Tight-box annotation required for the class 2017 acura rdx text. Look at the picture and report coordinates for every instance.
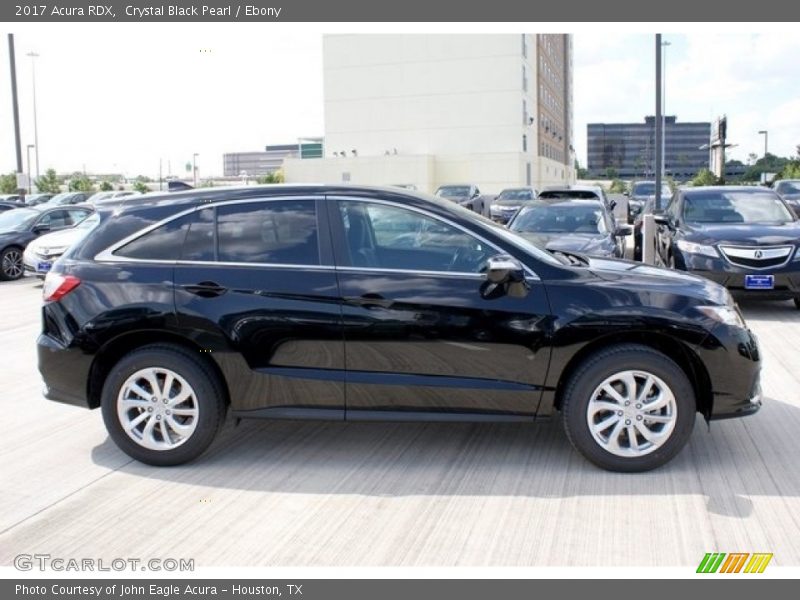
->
[37,185,762,472]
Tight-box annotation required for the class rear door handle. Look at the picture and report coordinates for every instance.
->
[345,293,392,308]
[182,281,227,298]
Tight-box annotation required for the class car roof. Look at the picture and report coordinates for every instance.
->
[682,186,778,195]
[528,198,604,207]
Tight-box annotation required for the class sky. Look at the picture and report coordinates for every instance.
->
[0,26,798,179]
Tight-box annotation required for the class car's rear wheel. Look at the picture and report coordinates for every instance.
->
[101,344,226,466]
[561,344,695,472]
[0,246,24,281]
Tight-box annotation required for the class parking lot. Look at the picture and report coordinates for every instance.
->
[1,273,799,568]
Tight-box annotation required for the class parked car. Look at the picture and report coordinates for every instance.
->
[626,181,672,224]
[435,184,482,212]
[0,194,23,204]
[24,213,100,277]
[507,199,630,258]
[655,186,800,308]
[0,201,22,213]
[38,185,761,472]
[773,179,800,217]
[0,205,93,280]
[25,193,54,206]
[87,191,142,204]
[489,187,538,223]
[40,192,91,207]
[538,185,616,214]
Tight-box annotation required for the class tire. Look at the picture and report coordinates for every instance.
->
[561,344,695,472]
[0,246,24,281]
[101,344,227,466]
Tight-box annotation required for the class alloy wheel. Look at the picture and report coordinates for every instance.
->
[585,369,677,458]
[117,367,199,451]
[2,249,23,279]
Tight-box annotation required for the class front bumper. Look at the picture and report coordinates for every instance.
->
[696,321,762,420]
[23,248,60,276]
[676,251,800,300]
[490,207,519,223]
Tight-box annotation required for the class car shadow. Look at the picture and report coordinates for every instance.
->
[91,393,800,515]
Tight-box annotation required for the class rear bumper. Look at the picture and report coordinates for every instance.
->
[37,332,93,409]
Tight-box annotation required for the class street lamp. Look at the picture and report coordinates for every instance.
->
[26,144,35,193]
[661,40,671,177]
[192,153,199,187]
[758,130,768,158]
[26,51,40,178]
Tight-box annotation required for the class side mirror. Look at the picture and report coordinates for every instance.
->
[614,224,633,237]
[33,224,51,234]
[652,214,670,225]
[481,255,529,299]
[609,200,617,210]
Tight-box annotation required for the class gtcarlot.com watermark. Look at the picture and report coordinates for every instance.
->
[14,553,194,572]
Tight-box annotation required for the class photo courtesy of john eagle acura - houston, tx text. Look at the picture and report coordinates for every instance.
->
[36,185,762,473]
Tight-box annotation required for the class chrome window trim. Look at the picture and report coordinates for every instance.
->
[93,193,540,280]
[329,195,540,280]
[94,195,325,264]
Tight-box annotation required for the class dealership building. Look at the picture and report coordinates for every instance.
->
[587,116,711,179]
[223,141,323,178]
[284,34,575,194]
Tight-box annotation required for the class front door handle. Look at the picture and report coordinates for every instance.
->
[182,281,227,298]
[345,293,392,308]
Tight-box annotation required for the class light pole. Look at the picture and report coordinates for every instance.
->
[758,130,768,158]
[26,144,35,193]
[661,40,671,177]
[192,153,199,186]
[26,51,40,178]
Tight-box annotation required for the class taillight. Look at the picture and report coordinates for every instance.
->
[43,273,81,302]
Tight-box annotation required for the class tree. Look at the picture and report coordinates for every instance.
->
[604,167,618,180]
[35,168,62,194]
[608,179,626,193]
[692,168,719,187]
[574,159,588,180]
[0,172,18,194]
[256,171,284,184]
[132,181,150,194]
[134,175,152,183]
[99,181,114,192]
[68,173,95,192]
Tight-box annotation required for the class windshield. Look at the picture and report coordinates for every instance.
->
[76,213,100,229]
[0,208,38,231]
[436,186,470,198]
[776,181,800,195]
[538,190,600,201]
[683,192,794,224]
[633,182,671,197]
[497,188,534,201]
[46,193,74,205]
[510,204,607,234]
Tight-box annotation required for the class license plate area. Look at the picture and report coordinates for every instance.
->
[744,274,774,290]
[37,262,52,273]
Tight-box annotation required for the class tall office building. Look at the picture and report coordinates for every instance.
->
[587,116,710,179]
[285,34,575,193]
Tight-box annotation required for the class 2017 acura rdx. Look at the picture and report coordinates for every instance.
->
[38,185,761,472]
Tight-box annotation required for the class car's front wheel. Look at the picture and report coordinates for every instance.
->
[101,344,227,466]
[561,344,695,472]
[0,246,24,281]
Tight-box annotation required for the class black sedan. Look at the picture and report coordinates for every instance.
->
[38,185,760,472]
[507,199,630,258]
[0,205,93,280]
[773,179,800,217]
[655,186,800,307]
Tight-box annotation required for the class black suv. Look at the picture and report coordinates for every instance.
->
[38,185,761,472]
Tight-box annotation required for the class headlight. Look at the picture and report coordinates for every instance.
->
[696,305,747,328]
[676,240,719,258]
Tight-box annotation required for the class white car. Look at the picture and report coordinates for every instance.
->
[23,213,99,277]
[87,190,142,204]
